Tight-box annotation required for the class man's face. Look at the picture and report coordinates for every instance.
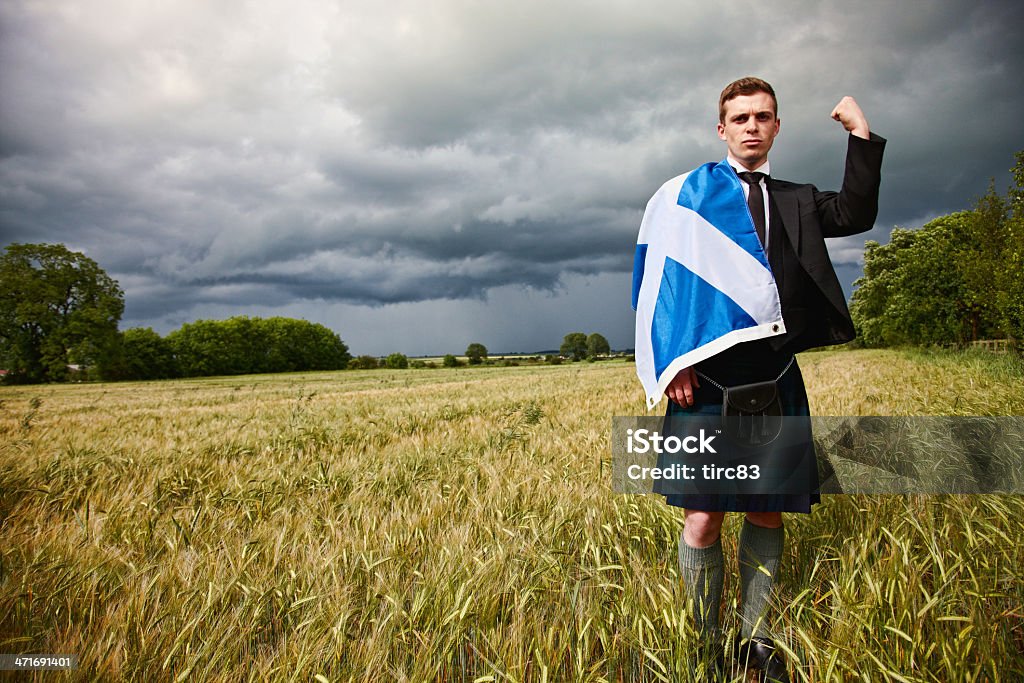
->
[717,92,780,170]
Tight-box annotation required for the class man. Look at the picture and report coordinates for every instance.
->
[632,77,884,680]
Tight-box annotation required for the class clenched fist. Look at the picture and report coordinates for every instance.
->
[830,96,870,139]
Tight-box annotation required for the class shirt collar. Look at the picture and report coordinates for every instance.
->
[726,156,770,177]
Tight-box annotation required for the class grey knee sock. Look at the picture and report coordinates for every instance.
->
[678,534,724,636]
[738,520,785,639]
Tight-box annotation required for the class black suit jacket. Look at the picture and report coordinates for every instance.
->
[765,132,886,349]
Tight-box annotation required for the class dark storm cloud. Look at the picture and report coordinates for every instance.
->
[2,0,1023,352]
[320,3,738,147]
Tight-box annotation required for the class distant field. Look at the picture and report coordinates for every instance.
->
[1,349,1023,681]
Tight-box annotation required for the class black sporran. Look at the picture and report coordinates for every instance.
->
[722,380,783,446]
[698,356,794,447]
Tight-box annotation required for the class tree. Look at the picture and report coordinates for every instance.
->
[957,184,1008,341]
[850,238,902,347]
[851,220,973,346]
[166,319,246,377]
[0,243,124,382]
[560,332,588,361]
[465,342,488,365]
[851,152,1024,350]
[385,353,408,369]
[166,316,350,377]
[256,317,350,372]
[997,152,1024,343]
[349,355,379,370]
[586,333,611,358]
[103,327,178,381]
[442,354,460,367]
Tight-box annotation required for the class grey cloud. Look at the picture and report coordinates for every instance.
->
[320,2,738,147]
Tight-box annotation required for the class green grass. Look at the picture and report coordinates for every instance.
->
[0,349,1022,681]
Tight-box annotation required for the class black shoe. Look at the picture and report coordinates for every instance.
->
[735,637,789,683]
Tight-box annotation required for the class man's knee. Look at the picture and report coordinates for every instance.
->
[745,511,783,529]
[683,510,726,547]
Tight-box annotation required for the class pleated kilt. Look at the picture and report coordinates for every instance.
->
[659,341,821,513]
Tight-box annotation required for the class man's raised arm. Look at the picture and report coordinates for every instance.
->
[814,96,885,237]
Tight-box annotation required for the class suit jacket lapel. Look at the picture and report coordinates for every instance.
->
[768,179,801,255]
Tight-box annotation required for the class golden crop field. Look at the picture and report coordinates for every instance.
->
[1,349,1023,681]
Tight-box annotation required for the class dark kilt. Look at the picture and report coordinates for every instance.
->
[660,341,820,513]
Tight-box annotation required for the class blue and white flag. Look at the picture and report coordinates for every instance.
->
[632,159,786,409]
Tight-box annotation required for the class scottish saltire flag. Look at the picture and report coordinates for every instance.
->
[632,159,786,409]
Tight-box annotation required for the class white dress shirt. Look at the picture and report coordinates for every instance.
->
[727,156,771,247]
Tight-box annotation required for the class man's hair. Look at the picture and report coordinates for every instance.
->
[718,77,777,123]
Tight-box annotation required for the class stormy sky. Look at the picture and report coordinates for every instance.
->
[2,1,1022,356]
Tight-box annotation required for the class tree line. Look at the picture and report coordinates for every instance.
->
[850,151,1023,349]
[0,243,622,383]
[107,317,352,380]
[0,243,353,383]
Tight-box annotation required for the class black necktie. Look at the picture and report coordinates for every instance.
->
[738,171,767,246]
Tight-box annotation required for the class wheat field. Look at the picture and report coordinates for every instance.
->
[1,349,1023,681]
